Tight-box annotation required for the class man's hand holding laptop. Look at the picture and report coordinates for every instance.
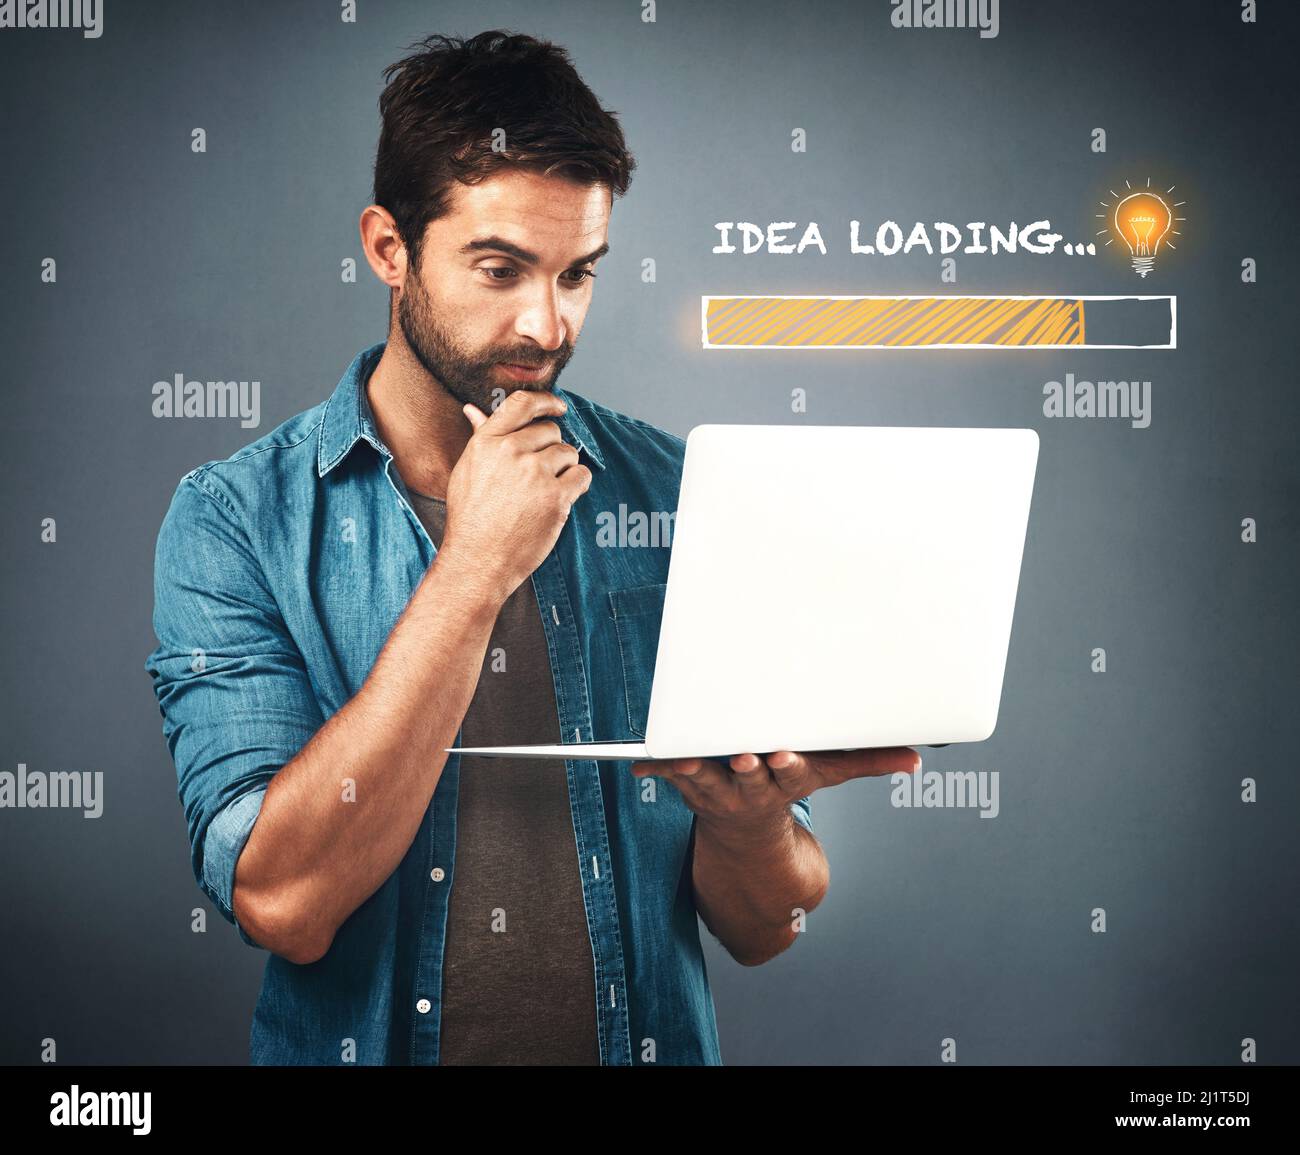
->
[629,746,920,837]
[633,746,920,965]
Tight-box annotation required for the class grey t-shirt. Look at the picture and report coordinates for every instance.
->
[406,489,600,1066]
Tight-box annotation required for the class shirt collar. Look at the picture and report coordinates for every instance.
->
[318,340,606,478]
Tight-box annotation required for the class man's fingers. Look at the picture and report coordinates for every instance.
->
[632,757,730,798]
[764,746,921,789]
[729,752,776,796]
[538,441,582,477]
[761,751,812,793]
[667,757,731,798]
[483,388,568,434]
[511,418,566,454]
[560,464,593,503]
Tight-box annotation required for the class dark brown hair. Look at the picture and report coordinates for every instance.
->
[373,29,636,271]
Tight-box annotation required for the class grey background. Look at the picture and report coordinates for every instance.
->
[2,0,1297,1065]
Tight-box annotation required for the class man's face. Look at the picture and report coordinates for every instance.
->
[396,168,611,415]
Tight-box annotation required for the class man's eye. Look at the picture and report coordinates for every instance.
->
[479,267,597,285]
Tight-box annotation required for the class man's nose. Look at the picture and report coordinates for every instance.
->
[514,286,567,351]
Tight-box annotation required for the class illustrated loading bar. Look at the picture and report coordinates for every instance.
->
[701,295,1176,349]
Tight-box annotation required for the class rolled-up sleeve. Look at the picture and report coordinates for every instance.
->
[144,470,325,949]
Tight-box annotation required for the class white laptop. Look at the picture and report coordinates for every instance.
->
[446,423,1040,761]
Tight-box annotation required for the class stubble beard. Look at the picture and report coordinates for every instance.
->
[396,264,574,415]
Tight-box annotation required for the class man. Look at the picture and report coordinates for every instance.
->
[144,29,918,1066]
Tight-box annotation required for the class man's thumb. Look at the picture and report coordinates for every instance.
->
[463,403,487,429]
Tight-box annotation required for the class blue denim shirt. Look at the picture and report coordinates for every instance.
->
[144,341,813,1065]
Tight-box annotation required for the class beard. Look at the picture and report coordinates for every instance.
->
[396,264,574,415]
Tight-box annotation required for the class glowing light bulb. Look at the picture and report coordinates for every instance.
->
[1112,192,1172,278]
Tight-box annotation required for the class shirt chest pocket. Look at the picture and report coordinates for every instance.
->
[607,582,668,739]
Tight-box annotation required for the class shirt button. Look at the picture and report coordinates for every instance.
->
[431,867,445,881]
[416,998,431,1014]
